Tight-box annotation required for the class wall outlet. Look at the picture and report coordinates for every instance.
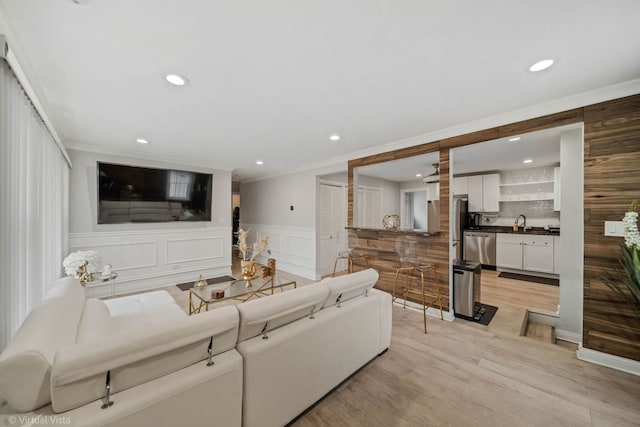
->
[604,221,625,237]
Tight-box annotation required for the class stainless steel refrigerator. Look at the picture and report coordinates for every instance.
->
[452,197,468,260]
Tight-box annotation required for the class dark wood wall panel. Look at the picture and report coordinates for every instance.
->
[583,94,640,361]
[498,108,584,138]
[347,230,452,309]
[346,92,640,361]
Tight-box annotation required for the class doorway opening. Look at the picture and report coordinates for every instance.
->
[449,124,583,346]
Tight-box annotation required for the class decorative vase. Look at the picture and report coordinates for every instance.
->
[383,214,401,230]
[195,274,207,291]
[241,260,257,282]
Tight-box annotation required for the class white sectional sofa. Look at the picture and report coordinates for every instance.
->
[0,269,391,426]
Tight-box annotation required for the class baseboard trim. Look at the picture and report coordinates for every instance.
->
[577,344,640,376]
[555,329,581,344]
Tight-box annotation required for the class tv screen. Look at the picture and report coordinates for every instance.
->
[97,162,213,224]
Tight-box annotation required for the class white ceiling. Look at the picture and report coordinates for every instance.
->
[1,1,639,181]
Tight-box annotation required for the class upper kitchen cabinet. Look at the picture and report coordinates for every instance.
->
[425,182,439,201]
[452,176,469,196]
[468,173,499,212]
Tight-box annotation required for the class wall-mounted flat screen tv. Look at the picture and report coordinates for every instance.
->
[97,162,213,224]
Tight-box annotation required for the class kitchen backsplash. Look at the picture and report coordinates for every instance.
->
[482,200,560,227]
[482,165,560,227]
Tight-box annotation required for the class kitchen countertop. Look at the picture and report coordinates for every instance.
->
[346,227,438,237]
[464,226,559,236]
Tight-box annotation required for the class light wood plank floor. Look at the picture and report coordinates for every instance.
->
[291,269,639,427]
[293,304,640,427]
[150,260,638,426]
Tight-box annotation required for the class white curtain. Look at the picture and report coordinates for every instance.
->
[0,60,69,351]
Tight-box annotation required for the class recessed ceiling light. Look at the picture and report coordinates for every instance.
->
[256,160,264,165]
[529,59,554,72]
[165,73,189,86]
[136,138,149,144]
[508,137,521,142]
[416,174,422,177]
[523,159,533,164]
[329,134,340,142]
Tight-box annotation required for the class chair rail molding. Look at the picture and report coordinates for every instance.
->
[68,227,232,296]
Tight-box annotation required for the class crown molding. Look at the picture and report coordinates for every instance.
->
[64,141,234,173]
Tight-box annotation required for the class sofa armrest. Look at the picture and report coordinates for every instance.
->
[50,306,239,413]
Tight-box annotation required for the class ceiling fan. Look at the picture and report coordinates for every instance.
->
[422,163,440,183]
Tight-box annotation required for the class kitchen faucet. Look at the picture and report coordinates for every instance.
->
[515,214,529,231]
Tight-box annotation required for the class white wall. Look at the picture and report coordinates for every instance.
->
[240,171,318,279]
[556,128,584,342]
[67,149,233,295]
[240,172,317,228]
[358,175,401,217]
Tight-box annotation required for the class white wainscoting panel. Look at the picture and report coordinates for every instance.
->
[242,224,318,280]
[166,236,224,265]
[83,241,158,272]
[69,227,232,296]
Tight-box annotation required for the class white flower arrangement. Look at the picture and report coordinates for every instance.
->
[603,200,640,316]
[237,228,269,261]
[63,250,102,276]
[623,206,639,248]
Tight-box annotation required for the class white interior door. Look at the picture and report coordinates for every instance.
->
[318,183,347,276]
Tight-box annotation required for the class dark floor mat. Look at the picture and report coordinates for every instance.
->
[176,275,236,291]
[455,303,498,326]
[498,272,559,286]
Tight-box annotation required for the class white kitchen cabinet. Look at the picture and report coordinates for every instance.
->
[496,233,555,275]
[522,235,554,274]
[553,235,560,274]
[554,167,561,211]
[467,173,500,212]
[426,182,439,201]
[468,175,483,212]
[452,176,469,196]
[496,234,524,270]
[483,173,500,212]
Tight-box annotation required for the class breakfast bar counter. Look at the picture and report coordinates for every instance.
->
[345,227,450,306]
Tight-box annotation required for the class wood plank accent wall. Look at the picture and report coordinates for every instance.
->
[346,229,450,308]
[347,93,640,362]
[583,95,640,361]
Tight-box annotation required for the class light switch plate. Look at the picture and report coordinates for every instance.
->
[604,221,625,237]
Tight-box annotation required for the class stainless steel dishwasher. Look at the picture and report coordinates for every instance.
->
[463,231,496,267]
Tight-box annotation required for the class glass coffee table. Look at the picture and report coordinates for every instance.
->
[188,275,297,315]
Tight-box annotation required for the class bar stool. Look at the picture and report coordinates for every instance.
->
[332,232,369,277]
[392,235,443,333]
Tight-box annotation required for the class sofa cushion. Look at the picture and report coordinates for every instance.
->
[236,284,329,343]
[50,305,240,413]
[320,268,379,308]
[0,277,85,412]
[76,298,112,344]
[104,290,186,332]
